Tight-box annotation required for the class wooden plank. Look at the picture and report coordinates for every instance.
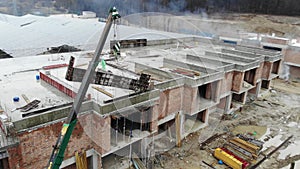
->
[202,161,216,169]
[176,68,201,76]
[75,63,88,68]
[18,99,40,112]
[199,133,226,150]
[92,86,114,98]
[171,69,194,77]
[21,94,30,104]
[175,112,182,147]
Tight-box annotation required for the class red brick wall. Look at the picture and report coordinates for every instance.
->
[158,87,183,120]
[220,72,233,95]
[167,87,183,114]
[254,62,264,83]
[40,72,77,98]
[182,86,199,115]
[290,66,300,79]
[158,91,167,121]
[262,62,272,79]
[7,113,106,169]
[249,82,259,95]
[150,101,159,132]
[90,114,111,154]
[284,47,300,65]
[262,37,289,45]
[232,71,244,92]
[217,97,226,109]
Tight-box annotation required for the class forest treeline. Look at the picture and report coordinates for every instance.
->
[53,0,300,16]
[1,0,300,16]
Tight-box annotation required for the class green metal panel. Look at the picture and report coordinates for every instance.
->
[52,119,77,169]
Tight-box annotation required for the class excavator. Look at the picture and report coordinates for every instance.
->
[47,7,151,169]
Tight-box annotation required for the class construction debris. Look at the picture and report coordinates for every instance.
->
[21,94,30,104]
[132,153,147,169]
[170,68,200,78]
[42,44,81,54]
[17,99,40,112]
[199,133,226,150]
[0,49,13,59]
[202,160,216,169]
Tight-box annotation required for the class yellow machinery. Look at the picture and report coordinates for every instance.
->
[214,148,243,169]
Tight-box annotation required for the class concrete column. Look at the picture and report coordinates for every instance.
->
[263,62,273,80]
[254,62,264,83]
[277,60,283,76]
[224,94,232,114]
[202,109,209,124]
[249,81,262,98]
[150,103,158,132]
[205,83,212,99]
[92,150,99,169]
[242,91,248,104]
[256,81,262,97]
[214,80,222,102]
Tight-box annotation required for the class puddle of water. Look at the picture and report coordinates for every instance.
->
[259,127,271,141]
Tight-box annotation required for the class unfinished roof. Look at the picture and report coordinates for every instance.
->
[0,53,76,122]
[0,36,284,132]
[185,54,235,72]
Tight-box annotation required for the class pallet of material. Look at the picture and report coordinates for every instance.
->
[229,138,261,155]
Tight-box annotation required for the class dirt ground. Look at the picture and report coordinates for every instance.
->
[210,13,300,38]
[154,79,300,169]
[242,15,300,38]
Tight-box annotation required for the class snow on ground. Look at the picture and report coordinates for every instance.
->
[278,140,300,159]
[0,13,193,57]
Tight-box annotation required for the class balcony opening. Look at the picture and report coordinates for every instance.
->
[185,110,207,134]
[0,157,9,169]
[261,80,271,89]
[232,93,245,103]
[263,46,282,51]
[272,60,280,74]
[244,68,256,85]
[110,108,152,147]
[198,84,208,99]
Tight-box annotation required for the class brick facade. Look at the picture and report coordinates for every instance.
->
[7,113,108,169]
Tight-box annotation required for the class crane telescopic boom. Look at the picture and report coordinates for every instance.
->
[47,7,120,169]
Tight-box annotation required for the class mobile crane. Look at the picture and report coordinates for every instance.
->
[46,7,149,169]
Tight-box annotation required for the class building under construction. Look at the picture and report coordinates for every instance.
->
[0,31,291,168]
[3,8,300,169]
